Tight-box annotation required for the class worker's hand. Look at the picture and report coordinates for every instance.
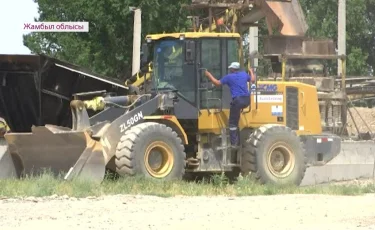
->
[204,70,210,77]
[249,68,256,83]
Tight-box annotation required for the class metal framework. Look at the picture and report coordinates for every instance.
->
[0,54,129,133]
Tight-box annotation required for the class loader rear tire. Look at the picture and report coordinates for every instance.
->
[115,122,186,180]
[241,125,307,186]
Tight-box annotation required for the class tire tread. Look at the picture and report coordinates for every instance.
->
[115,122,186,179]
[241,124,307,185]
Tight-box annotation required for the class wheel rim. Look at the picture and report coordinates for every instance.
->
[144,141,174,178]
[266,142,295,178]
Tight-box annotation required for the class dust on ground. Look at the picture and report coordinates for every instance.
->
[1,107,375,230]
[1,192,375,230]
[327,178,375,186]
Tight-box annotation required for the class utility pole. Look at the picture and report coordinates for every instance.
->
[337,0,346,76]
[337,0,347,134]
[249,24,258,69]
[130,7,141,76]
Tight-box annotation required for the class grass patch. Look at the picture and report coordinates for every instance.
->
[0,172,374,198]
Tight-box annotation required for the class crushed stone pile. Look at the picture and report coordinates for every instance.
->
[346,107,375,135]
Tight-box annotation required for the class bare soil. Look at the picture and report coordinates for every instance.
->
[1,193,375,230]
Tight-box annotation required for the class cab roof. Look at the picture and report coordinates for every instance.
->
[146,32,241,40]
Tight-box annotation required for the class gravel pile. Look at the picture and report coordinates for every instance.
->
[347,107,375,136]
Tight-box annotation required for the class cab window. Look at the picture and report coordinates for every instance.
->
[201,39,222,109]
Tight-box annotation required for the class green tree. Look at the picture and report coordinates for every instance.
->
[299,0,373,75]
[364,0,375,74]
[24,0,190,79]
[25,0,374,78]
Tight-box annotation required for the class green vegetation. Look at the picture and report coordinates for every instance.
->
[0,171,374,198]
[24,0,192,78]
[25,0,375,79]
[300,0,374,76]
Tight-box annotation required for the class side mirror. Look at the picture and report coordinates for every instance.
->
[185,40,195,62]
[141,43,149,66]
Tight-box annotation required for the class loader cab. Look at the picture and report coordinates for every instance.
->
[144,32,242,118]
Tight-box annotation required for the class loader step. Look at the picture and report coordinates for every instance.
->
[187,157,200,168]
[216,146,230,150]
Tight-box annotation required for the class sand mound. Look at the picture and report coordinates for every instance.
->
[346,107,375,135]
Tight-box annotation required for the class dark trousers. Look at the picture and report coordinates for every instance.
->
[229,96,250,146]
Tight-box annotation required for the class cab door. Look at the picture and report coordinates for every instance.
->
[197,37,242,133]
[199,38,239,111]
[199,38,223,111]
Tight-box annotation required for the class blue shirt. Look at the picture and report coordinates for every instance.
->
[220,70,251,98]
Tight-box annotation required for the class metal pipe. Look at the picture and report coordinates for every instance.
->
[208,8,212,32]
[281,57,286,81]
[348,98,373,136]
[249,25,258,69]
[337,0,346,76]
[347,106,361,137]
[104,96,130,106]
[341,57,346,92]
[341,57,347,126]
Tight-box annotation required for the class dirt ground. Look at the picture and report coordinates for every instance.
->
[1,193,375,230]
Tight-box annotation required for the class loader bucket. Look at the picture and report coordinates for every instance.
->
[262,0,308,36]
[0,138,19,179]
[2,125,106,182]
[302,140,375,185]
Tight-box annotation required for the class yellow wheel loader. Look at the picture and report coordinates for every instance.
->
[1,32,341,185]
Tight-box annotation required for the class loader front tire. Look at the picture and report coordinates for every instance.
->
[115,122,186,180]
[241,125,307,186]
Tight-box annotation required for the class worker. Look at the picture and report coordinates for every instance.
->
[204,62,253,148]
